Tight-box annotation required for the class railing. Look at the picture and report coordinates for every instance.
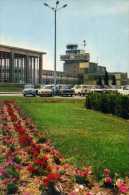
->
[61,54,90,61]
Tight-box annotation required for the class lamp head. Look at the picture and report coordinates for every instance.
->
[56,1,60,5]
[62,4,67,8]
[44,3,49,7]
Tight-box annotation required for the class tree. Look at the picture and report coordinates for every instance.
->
[78,74,84,84]
[104,70,109,86]
[112,75,116,85]
[97,77,103,86]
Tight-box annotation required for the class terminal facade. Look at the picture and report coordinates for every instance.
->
[60,44,128,86]
[0,45,45,84]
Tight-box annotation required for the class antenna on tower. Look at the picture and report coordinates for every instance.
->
[83,40,86,49]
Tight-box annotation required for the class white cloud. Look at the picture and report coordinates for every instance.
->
[93,1,129,16]
[71,1,129,17]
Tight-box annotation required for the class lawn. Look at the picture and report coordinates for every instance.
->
[1,97,129,176]
[0,83,23,92]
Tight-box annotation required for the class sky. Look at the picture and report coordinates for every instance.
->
[0,0,129,74]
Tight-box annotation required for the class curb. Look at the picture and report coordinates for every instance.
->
[0,92,22,94]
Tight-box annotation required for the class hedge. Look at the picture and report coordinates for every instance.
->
[85,92,129,119]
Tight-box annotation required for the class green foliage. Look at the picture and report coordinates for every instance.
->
[7,183,18,194]
[13,156,22,164]
[0,156,5,164]
[6,165,19,178]
[104,71,109,86]
[75,175,86,185]
[86,92,129,119]
[37,137,47,143]
[39,184,45,192]
[97,77,103,86]
[112,75,116,85]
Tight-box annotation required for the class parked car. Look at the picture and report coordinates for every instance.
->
[38,85,54,97]
[117,88,129,96]
[74,85,87,96]
[58,85,74,96]
[23,84,37,97]
[104,88,118,93]
[73,85,96,96]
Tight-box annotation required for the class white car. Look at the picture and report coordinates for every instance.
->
[38,85,54,97]
[117,89,129,96]
[23,84,37,97]
[117,86,129,96]
[73,85,95,96]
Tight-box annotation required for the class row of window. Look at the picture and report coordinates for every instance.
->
[43,71,77,78]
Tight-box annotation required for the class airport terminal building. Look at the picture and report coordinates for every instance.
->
[0,45,46,84]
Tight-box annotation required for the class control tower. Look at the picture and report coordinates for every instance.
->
[60,44,90,75]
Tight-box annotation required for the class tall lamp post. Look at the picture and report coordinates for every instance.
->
[44,1,67,94]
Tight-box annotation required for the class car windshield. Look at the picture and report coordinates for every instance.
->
[43,85,53,89]
[60,85,71,89]
[82,86,87,89]
[123,86,129,90]
[24,85,34,89]
[74,85,80,89]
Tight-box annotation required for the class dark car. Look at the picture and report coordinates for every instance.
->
[58,85,74,96]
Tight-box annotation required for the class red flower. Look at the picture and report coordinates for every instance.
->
[43,177,49,186]
[82,166,92,177]
[43,155,48,161]
[47,165,53,172]
[75,168,83,176]
[103,168,110,177]
[16,126,25,134]
[31,143,41,157]
[48,173,61,180]
[14,121,25,134]
[104,176,112,184]
[19,134,32,146]
[116,179,129,193]
[43,173,61,186]
[10,114,17,121]
[34,156,48,167]
[75,166,92,177]
[119,183,128,193]
[27,164,37,174]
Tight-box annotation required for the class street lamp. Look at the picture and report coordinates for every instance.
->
[44,1,68,95]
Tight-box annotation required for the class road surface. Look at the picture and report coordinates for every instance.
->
[0,92,85,99]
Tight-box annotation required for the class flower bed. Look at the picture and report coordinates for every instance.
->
[0,100,129,195]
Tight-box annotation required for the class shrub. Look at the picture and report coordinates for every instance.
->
[85,92,129,119]
[7,183,18,194]
[116,95,129,119]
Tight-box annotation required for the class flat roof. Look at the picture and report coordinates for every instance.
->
[109,72,127,74]
[0,44,46,55]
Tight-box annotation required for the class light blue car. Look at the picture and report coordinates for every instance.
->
[23,84,37,97]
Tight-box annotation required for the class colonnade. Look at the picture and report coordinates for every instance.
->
[0,46,44,84]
